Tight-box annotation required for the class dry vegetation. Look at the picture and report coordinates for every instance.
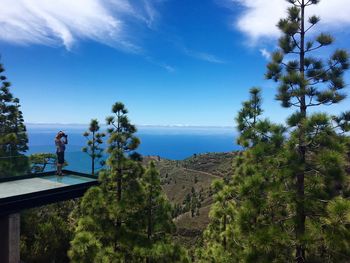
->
[143,152,238,247]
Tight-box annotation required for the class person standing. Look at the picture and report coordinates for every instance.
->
[55,131,68,175]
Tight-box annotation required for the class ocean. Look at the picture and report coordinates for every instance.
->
[26,124,240,173]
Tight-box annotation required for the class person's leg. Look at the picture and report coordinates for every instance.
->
[60,152,65,175]
[57,152,63,175]
[56,153,60,175]
[57,164,62,175]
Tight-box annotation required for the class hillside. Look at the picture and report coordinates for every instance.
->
[143,152,238,247]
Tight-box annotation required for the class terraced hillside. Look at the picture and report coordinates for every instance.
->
[143,152,238,247]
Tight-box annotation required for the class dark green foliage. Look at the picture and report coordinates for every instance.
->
[139,161,189,262]
[82,119,105,175]
[0,60,28,177]
[105,102,140,167]
[236,87,286,149]
[180,188,201,217]
[143,162,174,238]
[198,91,290,262]
[20,200,76,263]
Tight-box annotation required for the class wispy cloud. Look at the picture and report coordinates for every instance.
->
[167,34,226,64]
[228,0,350,42]
[142,0,158,29]
[145,56,175,73]
[259,48,271,60]
[163,64,175,73]
[154,62,175,73]
[183,47,226,64]
[0,0,161,52]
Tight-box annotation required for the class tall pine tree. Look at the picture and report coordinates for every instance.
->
[266,0,350,261]
[82,119,105,175]
[0,59,28,177]
[199,0,350,261]
[69,102,145,262]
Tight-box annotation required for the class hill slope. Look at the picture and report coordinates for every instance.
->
[144,152,237,247]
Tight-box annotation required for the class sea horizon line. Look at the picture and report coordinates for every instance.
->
[25,123,235,129]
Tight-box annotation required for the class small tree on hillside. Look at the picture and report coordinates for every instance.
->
[0,60,28,176]
[82,119,105,175]
[141,161,188,263]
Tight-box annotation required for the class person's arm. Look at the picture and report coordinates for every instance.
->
[64,135,68,145]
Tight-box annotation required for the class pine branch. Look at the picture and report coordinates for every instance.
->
[305,0,315,6]
[111,122,118,129]
[288,83,302,105]
[308,80,322,86]
[305,23,316,33]
[292,35,301,50]
[281,62,299,71]
[308,100,334,107]
[305,44,323,53]
[307,60,340,81]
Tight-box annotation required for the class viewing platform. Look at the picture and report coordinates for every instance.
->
[0,170,98,263]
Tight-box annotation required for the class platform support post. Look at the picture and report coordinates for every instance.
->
[0,213,20,263]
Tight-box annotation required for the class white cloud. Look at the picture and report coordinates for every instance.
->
[231,0,350,42]
[259,48,271,60]
[0,0,160,52]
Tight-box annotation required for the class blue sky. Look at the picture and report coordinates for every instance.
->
[1,0,350,126]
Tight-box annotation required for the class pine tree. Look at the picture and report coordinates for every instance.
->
[0,60,28,177]
[200,82,350,262]
[69,103,146,262]
[82,119,105,175]
[197,89,288,262]
[196,180,235,262]
[188,187,201,218]
[105,102,142,238]
[199,13,350,256]
[265,0,350,261]
[140,161,189,263]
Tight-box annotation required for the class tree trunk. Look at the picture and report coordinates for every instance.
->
[296,1,306,262]
[223,214,227,251]
[116,112,122,245]
[147,191,152,263]
[92,131,95,175]
[116,166,122,233]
